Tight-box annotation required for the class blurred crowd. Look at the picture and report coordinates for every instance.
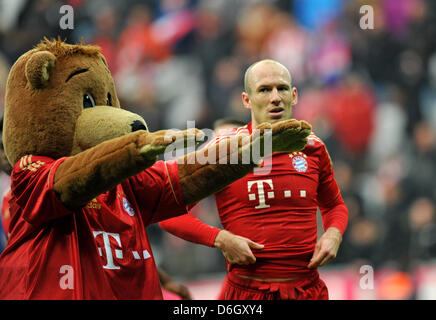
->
[1,0,436,285]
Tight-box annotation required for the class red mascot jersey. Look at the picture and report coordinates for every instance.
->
[0,155,187,299]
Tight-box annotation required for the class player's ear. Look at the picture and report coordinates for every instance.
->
[242,92,251,110]
[291,87,298,106]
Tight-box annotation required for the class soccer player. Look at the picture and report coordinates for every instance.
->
[159,59,348,300]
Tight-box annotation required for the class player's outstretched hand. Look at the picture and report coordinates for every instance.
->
[214,230,264,265]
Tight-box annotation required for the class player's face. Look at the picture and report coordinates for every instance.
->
[242,62,297,126]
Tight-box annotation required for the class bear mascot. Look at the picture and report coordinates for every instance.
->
[0,38,311,299]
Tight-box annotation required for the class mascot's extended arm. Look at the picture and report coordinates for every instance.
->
[53,119,311,208]
[178,119,311,204]
[53,128,201,208]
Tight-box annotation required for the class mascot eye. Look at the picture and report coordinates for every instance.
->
[107,93,112,106]
[83,93,96,109]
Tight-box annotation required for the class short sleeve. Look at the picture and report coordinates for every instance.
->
[11,155,72,227]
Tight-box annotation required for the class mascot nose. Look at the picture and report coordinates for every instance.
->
[131,120,147,132]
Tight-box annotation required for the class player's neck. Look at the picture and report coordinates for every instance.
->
[251,117,259,129]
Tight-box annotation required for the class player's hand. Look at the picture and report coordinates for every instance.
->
[214,230,264,265]
[163,281,193,300]
[308,227,342,269]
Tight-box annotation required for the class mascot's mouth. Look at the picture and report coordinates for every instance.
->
[131,120,147,132]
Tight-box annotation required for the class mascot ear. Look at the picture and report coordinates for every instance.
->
[25,51,56,89]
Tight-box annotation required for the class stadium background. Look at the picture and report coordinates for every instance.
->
[1,0,436,300]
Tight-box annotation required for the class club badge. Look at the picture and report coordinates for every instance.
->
[290,152,308,172]
[122,197,136,216]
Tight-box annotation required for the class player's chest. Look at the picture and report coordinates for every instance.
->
[223,152,320,208]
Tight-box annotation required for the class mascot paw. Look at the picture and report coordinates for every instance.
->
[256,119,312,154]
[139,128,205,160]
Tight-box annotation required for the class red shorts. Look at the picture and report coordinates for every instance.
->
[218,272,329,300]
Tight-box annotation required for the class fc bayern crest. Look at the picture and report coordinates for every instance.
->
[292,155,308,172]
[122,197,136,216]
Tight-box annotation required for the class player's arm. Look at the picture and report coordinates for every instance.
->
[159,211,220,247]
[308,196,347,269]
[159,213,264,265]
[308,143,348,269]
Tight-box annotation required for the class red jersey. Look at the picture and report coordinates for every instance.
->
[0,155,187,299]
[160,122,348,279]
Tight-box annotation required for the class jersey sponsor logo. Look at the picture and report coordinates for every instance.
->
[92,231,151,270]
[93,231,123,270]
[86,198,102,209]
[289,152,308,172]
[247,179,274,209]
[122,197,135,216]
[247,178,308,209]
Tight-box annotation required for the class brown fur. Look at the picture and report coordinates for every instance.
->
[25,51,56,89]
[4,39,120,165]
[34,37,101,58]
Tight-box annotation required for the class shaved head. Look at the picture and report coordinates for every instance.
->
[244,59,292,94]
[241,59,297,127]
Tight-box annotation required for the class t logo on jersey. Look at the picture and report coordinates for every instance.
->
[93,231,123,270]
[247,179,274,209]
